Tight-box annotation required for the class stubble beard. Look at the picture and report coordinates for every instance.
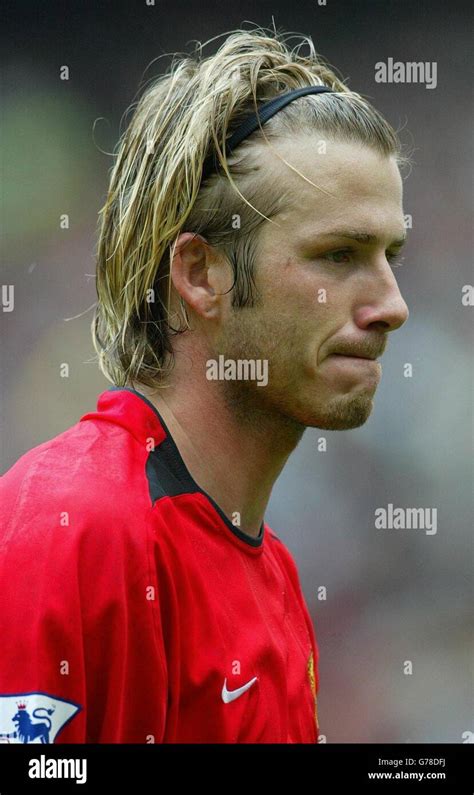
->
[213,306,375,434]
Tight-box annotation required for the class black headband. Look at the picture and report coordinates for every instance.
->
[201,85,334,182]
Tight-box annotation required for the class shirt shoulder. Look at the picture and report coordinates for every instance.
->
[266,528,305,589]
[1,411,152,543]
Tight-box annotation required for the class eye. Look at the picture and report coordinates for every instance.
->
[386,251,405,267]
[321,248,406,267]
[323,249,353,264]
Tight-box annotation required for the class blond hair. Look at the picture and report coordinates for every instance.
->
[92,25,409,388]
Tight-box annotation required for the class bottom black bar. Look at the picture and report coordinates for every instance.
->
[0,743,472,792]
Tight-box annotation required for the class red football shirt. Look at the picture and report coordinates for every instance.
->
[0,387,320,743]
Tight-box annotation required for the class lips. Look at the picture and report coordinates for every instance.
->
[331,352,378,361]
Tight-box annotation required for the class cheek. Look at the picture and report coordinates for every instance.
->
[267,265,337,345]
[264,257,326,312]
[260,289,329,375]
[258,258,352,366]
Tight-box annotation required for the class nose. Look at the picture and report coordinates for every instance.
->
[353,264,409,333]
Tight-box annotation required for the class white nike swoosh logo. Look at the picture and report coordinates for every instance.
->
[221,676,258,704]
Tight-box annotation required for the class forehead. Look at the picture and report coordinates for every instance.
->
[254,135,405,241]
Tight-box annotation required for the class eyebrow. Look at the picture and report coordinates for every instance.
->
[316,229,408,247]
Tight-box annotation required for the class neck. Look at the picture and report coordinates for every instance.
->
[131,376,304,539]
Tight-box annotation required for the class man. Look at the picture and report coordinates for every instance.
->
[0,27,409,743]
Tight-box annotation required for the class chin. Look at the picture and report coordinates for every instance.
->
[302,393,375,430]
